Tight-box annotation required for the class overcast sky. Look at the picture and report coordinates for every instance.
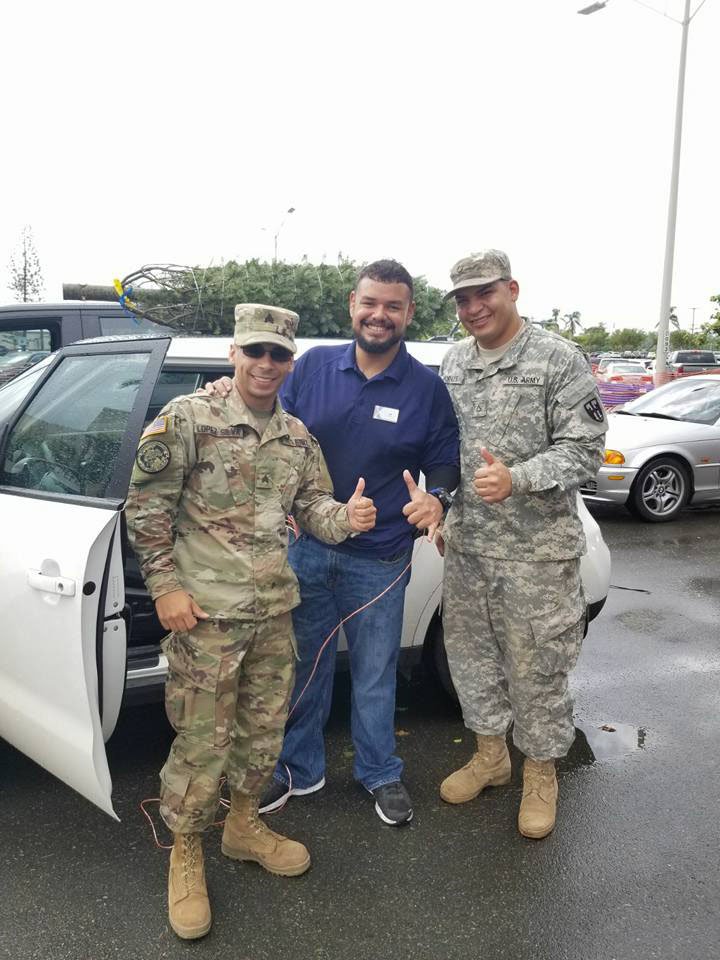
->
[1,0,717,333]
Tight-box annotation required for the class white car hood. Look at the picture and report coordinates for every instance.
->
[606,412,717,450]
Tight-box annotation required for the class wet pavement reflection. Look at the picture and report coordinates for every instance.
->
[570,721,646,764]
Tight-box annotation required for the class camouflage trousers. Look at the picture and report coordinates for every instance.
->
[159,613,295,834]
[443,547,586,760]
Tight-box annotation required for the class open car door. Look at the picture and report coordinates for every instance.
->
[0,337,170,818]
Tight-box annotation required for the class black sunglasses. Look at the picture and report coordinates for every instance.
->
[241,343,293,363]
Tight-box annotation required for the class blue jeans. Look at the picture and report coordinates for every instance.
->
[274,536,412,792]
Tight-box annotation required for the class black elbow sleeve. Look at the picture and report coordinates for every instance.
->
[425,465,460,492]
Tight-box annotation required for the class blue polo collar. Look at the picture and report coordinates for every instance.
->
[337,339,410,382]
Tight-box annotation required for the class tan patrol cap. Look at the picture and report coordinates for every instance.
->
[233,303,299,353]
[444,250,512,300]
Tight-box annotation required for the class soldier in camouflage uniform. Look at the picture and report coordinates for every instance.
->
[436,251,607,839]
[126,304,376,939]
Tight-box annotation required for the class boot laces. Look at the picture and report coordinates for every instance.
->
[237,799,283,843]
[180,834,201,891]
[523,765,554,802]
[470,742,504,768]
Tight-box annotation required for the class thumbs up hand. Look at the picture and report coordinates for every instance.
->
[402,469,444,541]
[346,477,377,532]
[472,446,513,503]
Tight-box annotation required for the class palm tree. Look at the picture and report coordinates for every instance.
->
[563,311,583,337]
[538,307,562,332]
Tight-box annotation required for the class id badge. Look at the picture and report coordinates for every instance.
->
[373,405,399,423]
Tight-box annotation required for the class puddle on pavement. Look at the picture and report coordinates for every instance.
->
[615,609,667,634]
[685,577,720,600]
[657,534,705,548]
[562,722,646,768]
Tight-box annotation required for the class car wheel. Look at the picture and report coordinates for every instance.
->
[429,619,458,701]
[628,457,690,522]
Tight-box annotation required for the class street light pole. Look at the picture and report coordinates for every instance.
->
[273,207,296,262]
[655,0,691,379]
[579,0,696,381]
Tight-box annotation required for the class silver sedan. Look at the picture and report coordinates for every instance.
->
[581,374,720,521]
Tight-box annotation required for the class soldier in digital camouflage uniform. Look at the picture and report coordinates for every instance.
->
[436,251,607,839]
[126,304,376,940]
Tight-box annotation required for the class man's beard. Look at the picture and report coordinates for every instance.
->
[355,327,403,354]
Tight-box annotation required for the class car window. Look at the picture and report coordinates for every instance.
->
[143,366,234,422]
[608,363,645,373]
[0,358,52,424]
[673,351,716,364]
[0,352,157,498]
[98,313,173,337]
[627,380,720,425]
[146,370,203,420]
[0,327,53,386]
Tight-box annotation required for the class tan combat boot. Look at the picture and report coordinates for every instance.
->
[440,734,511,804]
[518,758,558,839]
[221,792,311,877]
[168,833,212,940]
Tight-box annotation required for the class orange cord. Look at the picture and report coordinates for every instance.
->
[140,778,232,849]
[286,558,412,720]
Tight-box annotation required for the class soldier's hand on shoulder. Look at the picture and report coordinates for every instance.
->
[156,590,210,632]
[198,376,233,398]
[473,447,513,503]
[346,477,377,532]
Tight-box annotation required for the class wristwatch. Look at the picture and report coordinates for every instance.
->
[428,487,454,515]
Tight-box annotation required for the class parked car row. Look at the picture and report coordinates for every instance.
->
[593,353,720,413]
[591,351,720,379]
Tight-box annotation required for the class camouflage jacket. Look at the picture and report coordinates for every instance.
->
[440,324,607,561]
[125,389,353,620]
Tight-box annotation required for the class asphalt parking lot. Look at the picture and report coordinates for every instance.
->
[1,502,719,960]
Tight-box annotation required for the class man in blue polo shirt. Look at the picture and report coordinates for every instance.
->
[204,260,459,825]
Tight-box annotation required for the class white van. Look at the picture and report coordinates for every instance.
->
[0,336,611,819]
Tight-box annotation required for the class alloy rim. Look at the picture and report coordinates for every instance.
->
[640,464,685,517]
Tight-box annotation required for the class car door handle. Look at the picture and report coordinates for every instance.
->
[27,570,77,597]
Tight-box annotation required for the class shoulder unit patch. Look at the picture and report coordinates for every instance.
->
[583,397,605,423]
[136,440,171,474]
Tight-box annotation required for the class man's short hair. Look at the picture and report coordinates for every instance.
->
[356,259,414,298]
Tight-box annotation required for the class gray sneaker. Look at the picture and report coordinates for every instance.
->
[370,781,413,826]
[259,776,325,814]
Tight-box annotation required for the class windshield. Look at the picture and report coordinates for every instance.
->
[609,363,645,373]
[673,352,716,364]
[625,379,720,425]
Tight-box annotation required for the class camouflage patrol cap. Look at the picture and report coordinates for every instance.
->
[233,303,299,353]
[444,250,512,300]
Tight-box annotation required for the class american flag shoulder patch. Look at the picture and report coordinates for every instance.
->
[141,415,168,438]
